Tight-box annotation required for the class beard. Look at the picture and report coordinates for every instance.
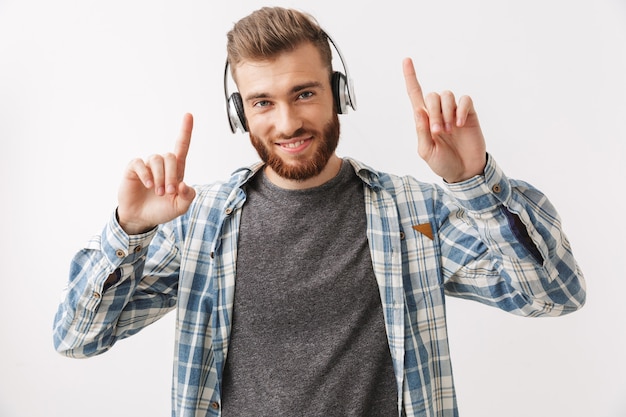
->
[249,113,340,181]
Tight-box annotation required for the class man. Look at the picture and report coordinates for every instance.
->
[53,6,586,417]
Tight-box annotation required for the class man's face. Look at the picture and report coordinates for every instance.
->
[234,42,340,182]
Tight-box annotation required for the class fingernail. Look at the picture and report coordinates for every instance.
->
[166,184,176,194]
[157,186,165,195]
[432,123,441,132]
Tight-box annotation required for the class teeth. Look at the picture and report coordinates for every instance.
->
[283,140,305,148]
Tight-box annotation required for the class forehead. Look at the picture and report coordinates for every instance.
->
[233,42,330,95]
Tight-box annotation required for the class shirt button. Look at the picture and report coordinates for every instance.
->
[92,292,101,299]
[134,245,142,253]
[492,184,502,193]
[210,251,215,259]
[115,249,125,258]
[399,231,405,240]
[225,207,233,215]
[210,401,220,410]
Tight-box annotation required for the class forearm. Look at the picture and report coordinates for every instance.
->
[53,212,179,357]
[442,154,586,316]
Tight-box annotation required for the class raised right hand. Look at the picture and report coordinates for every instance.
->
[116,113,196,235]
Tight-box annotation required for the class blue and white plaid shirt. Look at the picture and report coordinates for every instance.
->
[53,155,585,417]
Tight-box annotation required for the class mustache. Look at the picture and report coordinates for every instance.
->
[275,128,313,141]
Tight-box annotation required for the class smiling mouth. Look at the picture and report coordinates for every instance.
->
[281,139,307,149]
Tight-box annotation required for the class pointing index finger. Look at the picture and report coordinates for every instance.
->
[174,113,193,180]
[402,58,426,111]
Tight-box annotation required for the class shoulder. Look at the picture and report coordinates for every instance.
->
[170,162,263,232]
[192,162,263,202]
[344,157,443,200]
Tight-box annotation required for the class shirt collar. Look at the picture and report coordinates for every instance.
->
[231,158,383,191]
[343,157,383,191]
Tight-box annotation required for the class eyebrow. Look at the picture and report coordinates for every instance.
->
[244,81,324,102]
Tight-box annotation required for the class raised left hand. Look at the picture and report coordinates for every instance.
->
[403,57,487,183]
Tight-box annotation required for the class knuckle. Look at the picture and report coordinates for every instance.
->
[425,91,439,102]
[127,158,147,174]
[147,154,162,164]
[440,90,455,101]
[128,157,144,166]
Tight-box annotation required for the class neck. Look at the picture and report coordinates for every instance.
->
[264,154,343,190]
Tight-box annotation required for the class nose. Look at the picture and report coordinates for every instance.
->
[274,104,303,137]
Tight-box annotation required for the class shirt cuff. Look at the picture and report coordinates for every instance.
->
[100,210,157,268]
[445,153,511,213]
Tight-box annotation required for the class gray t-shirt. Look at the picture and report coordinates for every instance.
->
[221,160,397,416]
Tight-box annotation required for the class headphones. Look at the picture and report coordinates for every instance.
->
[224,31,357,134]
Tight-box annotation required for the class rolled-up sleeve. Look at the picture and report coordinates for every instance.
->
[53,211,179,357]
[441,154,586,317]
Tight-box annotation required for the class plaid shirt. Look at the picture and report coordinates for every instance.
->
[53,155,585,417]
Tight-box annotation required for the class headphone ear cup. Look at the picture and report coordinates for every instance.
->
[331,71,348,114]
[228,92,248,133]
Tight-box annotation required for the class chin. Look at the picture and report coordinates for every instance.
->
[250,114,340,181]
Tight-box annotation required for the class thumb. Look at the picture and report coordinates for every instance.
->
[177,182,196,209]
[414,107,434,159]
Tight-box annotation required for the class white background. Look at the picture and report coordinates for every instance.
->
[1,0,624,416]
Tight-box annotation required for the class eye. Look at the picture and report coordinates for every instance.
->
[298,91,314,100]
[253,100,271,108]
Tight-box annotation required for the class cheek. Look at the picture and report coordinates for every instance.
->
[246,123,263,140]
[246,113,271,137]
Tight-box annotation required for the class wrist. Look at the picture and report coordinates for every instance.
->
[115,208,156,235]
